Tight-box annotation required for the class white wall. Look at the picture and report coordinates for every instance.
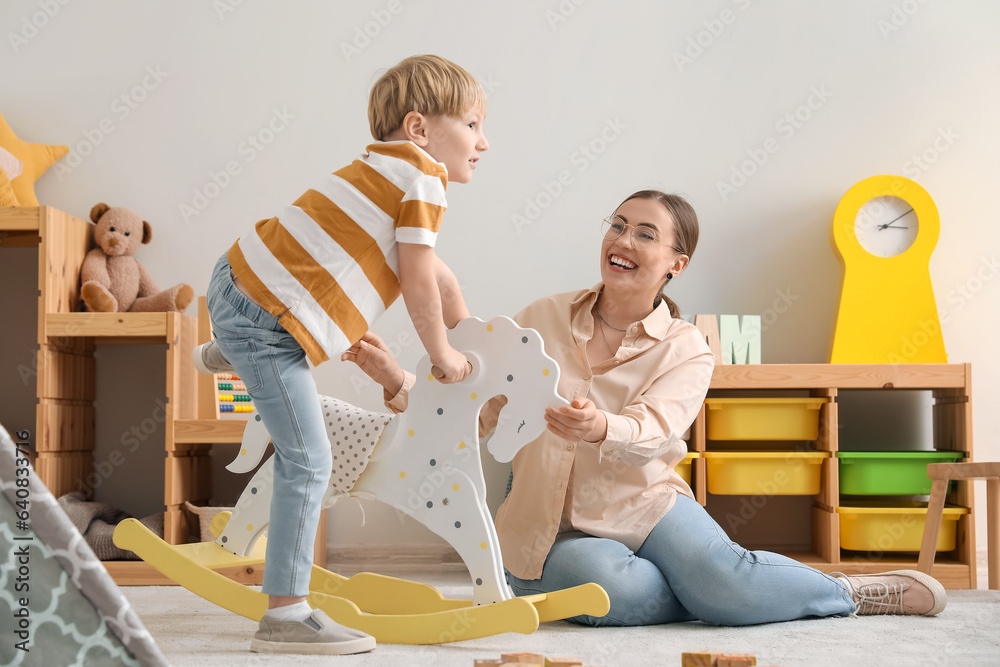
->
[3,1,998,550]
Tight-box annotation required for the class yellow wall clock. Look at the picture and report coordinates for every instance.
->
[829,175,947,363]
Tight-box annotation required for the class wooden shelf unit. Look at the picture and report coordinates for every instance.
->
[3,206,325,585]
[688,363,976,589]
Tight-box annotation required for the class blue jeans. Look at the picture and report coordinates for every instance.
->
[206,254,331,597]
[506,495,856,626]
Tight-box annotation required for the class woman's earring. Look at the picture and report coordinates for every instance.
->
[666,273,674,281]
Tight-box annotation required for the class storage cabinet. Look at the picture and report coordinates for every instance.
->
[2,206,325,585]
[688,364,976,589]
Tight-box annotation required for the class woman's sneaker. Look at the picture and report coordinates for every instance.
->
[835,570,947,616]
[250,610,376,655]
[192,340,234,375]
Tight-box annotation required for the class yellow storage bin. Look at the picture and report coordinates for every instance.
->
[703,451,829,495]
[837,502,969,552]
[705,397,828,440]
[675,452,699,485]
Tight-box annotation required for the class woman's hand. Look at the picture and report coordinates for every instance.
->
[341,332,405,395]
[545,398,608,444]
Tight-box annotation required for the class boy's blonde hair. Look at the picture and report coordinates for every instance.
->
[369,55,486,141]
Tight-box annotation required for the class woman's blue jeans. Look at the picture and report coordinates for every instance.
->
[206,254,331,597]
[506,495,856,626]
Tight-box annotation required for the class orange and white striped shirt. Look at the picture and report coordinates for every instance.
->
[227,141,448,365]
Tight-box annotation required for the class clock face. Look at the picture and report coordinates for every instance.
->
[854,195,919,257]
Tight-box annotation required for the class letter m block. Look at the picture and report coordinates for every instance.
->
[719,315,761,364]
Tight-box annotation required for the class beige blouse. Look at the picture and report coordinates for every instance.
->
[386,284,715,580]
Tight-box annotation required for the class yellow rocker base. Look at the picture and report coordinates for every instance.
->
[113,518,610,645]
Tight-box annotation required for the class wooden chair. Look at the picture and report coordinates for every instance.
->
[918,461,1000,589]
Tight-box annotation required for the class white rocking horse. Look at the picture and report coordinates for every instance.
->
[218,316,568,606]
[114,316,609,644]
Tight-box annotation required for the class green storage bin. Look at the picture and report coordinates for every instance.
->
[836,451,964,495]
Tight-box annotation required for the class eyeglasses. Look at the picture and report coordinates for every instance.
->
[601,216,685,254]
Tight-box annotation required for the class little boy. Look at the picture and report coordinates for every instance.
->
[193,54,488,655]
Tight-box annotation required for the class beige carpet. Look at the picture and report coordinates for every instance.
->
[122,562,1000,667]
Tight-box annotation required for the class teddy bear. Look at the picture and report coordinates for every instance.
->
[80,203,194,313]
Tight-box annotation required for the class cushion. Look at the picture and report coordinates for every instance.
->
[0,112,68,206]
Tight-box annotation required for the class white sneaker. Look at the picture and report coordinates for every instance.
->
[192,340,234,375]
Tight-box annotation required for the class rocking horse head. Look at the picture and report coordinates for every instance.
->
[408,317,569,463]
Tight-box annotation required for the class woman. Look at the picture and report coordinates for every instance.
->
[344,189,947,626]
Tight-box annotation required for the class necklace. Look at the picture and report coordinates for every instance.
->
[597,317,617,357]
[595,298,628,332]
[594,298,622,357]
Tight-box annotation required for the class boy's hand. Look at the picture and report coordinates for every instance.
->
[341,332,404,395]
[430,347,471,384]
[545,398,608,444]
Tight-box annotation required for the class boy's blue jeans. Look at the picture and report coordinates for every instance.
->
[206,254,331,597]
[506,495,856,626]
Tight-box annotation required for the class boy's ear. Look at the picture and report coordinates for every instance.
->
[399,111,430,146]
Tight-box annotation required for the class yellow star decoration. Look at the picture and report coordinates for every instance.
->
[0,112,68,207]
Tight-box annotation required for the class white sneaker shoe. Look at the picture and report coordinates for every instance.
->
[192,340,234,375]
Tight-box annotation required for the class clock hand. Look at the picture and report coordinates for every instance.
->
[877,208,915,230]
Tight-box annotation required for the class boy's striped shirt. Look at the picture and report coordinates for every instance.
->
[228,141,447,365]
